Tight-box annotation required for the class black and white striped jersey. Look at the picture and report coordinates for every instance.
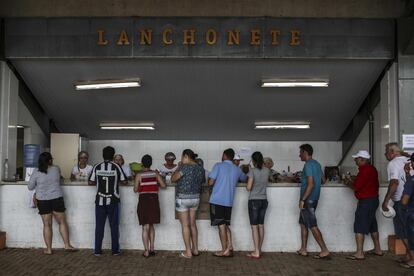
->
[89,161,126,206]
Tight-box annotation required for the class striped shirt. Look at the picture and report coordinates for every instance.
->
[89,161,126,206]
[138,170,159,194]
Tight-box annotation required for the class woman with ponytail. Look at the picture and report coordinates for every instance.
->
[171,149,205,258]
[246,151,273,259]
[28,152,76,254]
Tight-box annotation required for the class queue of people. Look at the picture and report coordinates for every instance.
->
[26,142,414,270]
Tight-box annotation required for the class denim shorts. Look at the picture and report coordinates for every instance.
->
[175,198,200,212]
[393,201,407,239]
[299,200,318,229]
[406,211,414,251]
[248,199,268,225]
[354,197,379,235]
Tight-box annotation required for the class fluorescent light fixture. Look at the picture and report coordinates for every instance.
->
[255,122,311,129]
[383,124,390,129]
[8,125,25,128]
[261,78,329,88]
[100,123,154,130]
[75,78,141,90]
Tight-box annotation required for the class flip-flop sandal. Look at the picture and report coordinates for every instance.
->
[346,255,365,261]
[400,263,414,269]
[296,250,308,257]
[313,254,332,260]
[64,248,79,252]
[396,258,409,264]
[367,250,384,256]
[192,252,200,257]
[213,252,233,258]
[149,251,157,256]
[246,253,261,259]
[142,251,150,258]
[180,252,192,259]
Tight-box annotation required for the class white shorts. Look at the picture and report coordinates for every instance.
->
[175,198,200,212]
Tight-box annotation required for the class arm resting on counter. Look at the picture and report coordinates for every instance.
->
[133,174,141,193]
[171,170,182,183]
[157,172,167,189]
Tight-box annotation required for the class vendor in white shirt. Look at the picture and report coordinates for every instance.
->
[157,152,178,184]
[113,154,134,181]
[70,151,93,181]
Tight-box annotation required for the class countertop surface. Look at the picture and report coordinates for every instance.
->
[0,180,388,187]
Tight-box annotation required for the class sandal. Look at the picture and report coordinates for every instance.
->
[400,263,414,269]
[246,253,261,259]
[346,255,365,261]
[296,250,308,257]
[313,254,331,260]
[367,250,384,256]
[142,251,150,258]
[180,252,192,259]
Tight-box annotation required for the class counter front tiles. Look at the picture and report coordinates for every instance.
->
[0,181,394,251]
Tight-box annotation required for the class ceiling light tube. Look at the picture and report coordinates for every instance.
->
[261,79,329,88]
[100,123,154,130]
[75,79,141,90]
[255,122,311,129]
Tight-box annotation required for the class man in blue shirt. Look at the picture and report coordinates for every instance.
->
[401,153,414,269]
[208,148,247,257]
[296,144,330,259]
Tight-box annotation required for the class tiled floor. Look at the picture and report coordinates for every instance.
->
[0,249,410,276]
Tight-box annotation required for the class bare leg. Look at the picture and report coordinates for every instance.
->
[142,224,150,257]
[149,224,155,252]
[52,212,74,249]
[226,226,233,253]
[189,209,198,255]
[370,232,382,255]
[353,233,365,259]
[310,227,330,256]
[297,224,308,255]
[248,225,260,257]
[258,224,265,254]
[178,211,192,257]
[40,214,53,254]
[216,225,228,255]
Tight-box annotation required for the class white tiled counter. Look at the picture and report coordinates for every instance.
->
[0,181,394,252]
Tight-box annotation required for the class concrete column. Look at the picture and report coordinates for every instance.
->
[0,61,19,179]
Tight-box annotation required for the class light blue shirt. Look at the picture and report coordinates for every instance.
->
[300,159,323,201]
[208,160,247,207]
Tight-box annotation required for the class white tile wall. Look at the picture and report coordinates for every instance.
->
[88,140,342,172]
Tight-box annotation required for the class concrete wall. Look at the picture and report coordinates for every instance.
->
[0,183,394,252]
[0,0,408,18]
[88,140,341,172]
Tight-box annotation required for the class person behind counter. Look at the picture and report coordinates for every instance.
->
[208,148,247,257]
[28,152,77,255]
[70,151,93,181]
[113,154,134,181]
[134,154,166,258]
[233,154,243,167]
[88,146,127,256]
[343,150,382,260]
[297,144,330,259]
[246,151,273,259]
[171,149,205,258]
[157,152,178,184]
[263,157,278,182]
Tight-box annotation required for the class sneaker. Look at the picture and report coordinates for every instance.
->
[94,252,102,257]
[112,251,122,256]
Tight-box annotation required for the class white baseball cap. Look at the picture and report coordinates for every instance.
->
[351,150,371,159]
[234,154,244,161]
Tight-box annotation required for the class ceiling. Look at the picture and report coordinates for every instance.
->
[12,58,387,141]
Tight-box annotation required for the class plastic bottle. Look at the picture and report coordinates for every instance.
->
[3,159,9,180]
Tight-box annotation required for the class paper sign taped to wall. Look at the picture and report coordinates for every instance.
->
[238,147,252,157]
[403,134,414,149]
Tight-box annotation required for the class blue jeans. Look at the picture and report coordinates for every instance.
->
[95,203,120,254]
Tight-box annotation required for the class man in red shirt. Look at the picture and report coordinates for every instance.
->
[344,150,383,260]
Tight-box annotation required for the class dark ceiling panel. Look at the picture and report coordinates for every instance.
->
[11,59,387,141]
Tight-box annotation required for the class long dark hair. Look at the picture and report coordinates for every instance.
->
[182,149,198,161]
[38,152,53,174]
[251,151,264,169]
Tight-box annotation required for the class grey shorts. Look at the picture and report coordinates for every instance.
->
[175,198,200,212]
